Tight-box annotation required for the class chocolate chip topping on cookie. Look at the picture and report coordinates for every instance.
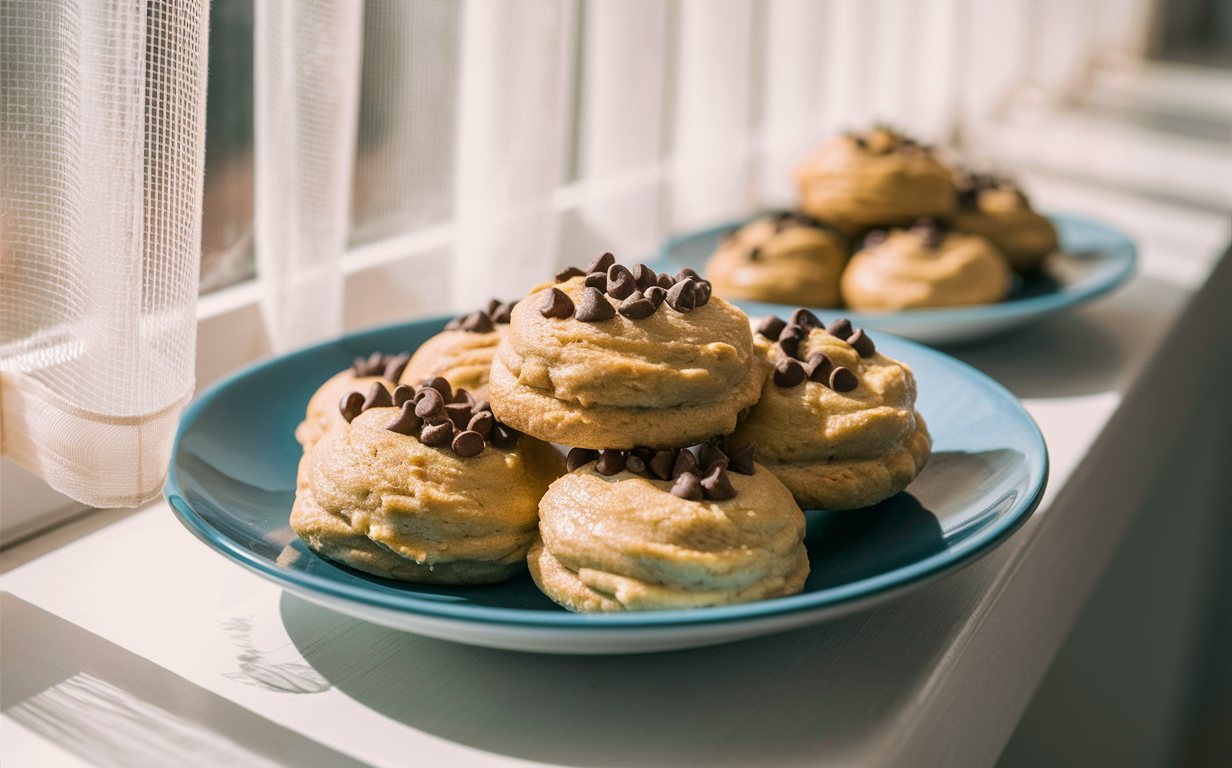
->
[352,351,412,383]
[540,287,575,319]
[444,299,517,332]
[553,253,714,322]
[574,287,616,322]
[765,312,877,390]
[565,441,758,502]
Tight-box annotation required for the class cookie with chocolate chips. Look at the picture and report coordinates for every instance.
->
[402,300,516,398]
[704,211,849,308]
[840,221,1012,310]
[951,168,1058,273]
[488,258,764,449]
[529,442,807,612]
[736,313,931,510]
[291,390,565,585]
[794,126,957,235]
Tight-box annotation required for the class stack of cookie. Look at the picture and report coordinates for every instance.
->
[706,125,1057,311]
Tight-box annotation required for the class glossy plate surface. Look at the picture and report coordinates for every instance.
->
[166,318,1047,654]
[655,213,1135,345]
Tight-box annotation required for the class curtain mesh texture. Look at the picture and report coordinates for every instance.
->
[1,0,208,507]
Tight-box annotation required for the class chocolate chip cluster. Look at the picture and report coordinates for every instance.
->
[339,375,519,458]
[565,440,756,502]
[351,351,410,383]
[756,309,875,392]
[860,217,946,251]
[543,252,713,322]
[847,125,930,157]
[444,298,518,333]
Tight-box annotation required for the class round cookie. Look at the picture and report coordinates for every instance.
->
[732,312,930,510]
[840,219,1012,311]
[794,127,957,235]
[530,446,808,612]
[952,170,1058,273]
[401,300,516,397]
[489,254,765,450]
[292,382,565,584]
[705,211,848,307]
[295,351,409,451]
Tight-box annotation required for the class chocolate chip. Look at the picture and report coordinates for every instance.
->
[728,442,756,475]
[650,450,676,481]
[459,311,494,333]
[756,315,786,339]
[584,271,608,292]
[657,273,675,290]
[467,411,493,438]
[831,366,858,392]
[339,391,365,423]
[491,302,514,324]
[675,268,701,282]
[632,264,657,292]
[489,422,520,450]
[625,454,650,476]
[670,472,704,500]
[665,279,696,313]
[452,430,485,458]
[790,308,820,330]
[539,287,575,319]
[384,352,411,382]
[774,358,806,387]
[807,352,834,383]
[567,447,599,472]
[693,280,712,306]
[471,398,491,416]
[629,446,653,463]
[556,266,585,283]
[701,442,728,472]
[385,402,421,435]
[671,449,698,479]
[363,381,393,411]
[646,286,666,307]
[848,328,876,358]
[574,286,615,322]
[596,449,626,476]
[701,466,737,500]
[445,401,474,430]
[487,298,502,315]
[414,387,444,418]
[777,324,805,360]
[606,264,636,300]
[748,246,760,261]
[826,318,853,339]
[354,351,384,377]
[452,387,475,406]
[420,418,454,446]
[392,384,415,407]
[619,291,657,319]
[910,217,944,248]
[587,252,615,274]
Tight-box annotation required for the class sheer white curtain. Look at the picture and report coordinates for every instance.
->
[1,1,209,507]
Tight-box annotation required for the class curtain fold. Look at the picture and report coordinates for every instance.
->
[1,0,209,508]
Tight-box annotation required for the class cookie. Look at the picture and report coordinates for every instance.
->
[529,445,808,612]
[840,219,1012,310]
[952,170,1058,273]
[489,257,765,449]
[294,351,409,451]
[705,211,848,307]
[731,314,930,510]
[401,300,516,398]
[794,127,956,235]
[291,383,565,584]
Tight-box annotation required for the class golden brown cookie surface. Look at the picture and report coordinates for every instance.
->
[530,460,808,612]
[952,173,1057,273]
[731,319,930,510]
[292,403,565,584]
[489,270,764,449]
[794,128,956,234]
[840,222,1012,311]
[705,212,848,307]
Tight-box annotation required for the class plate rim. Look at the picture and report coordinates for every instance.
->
[165,319,1048,631]
[655,211,1137,325]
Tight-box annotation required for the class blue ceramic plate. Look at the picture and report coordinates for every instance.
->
[655,213,1135,346]
[166,318,1047,654]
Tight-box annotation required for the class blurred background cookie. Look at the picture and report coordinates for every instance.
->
[705,211,848,307]
[840,219,1012,311]
[952,170,1059,274]
[794,126,956,235]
